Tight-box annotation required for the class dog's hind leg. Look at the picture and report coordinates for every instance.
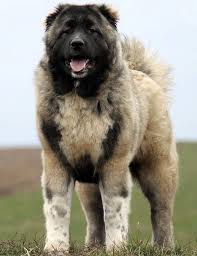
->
[41,150,74,253]
[76,183,105,246]
[132,142,178,248]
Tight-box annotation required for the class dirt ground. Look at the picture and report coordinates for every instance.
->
[0,148,42,196]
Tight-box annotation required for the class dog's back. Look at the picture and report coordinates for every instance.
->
[122,38,171,92]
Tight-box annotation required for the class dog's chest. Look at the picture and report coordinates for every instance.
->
[57,94,112,165]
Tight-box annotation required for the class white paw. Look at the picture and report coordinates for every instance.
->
[106,234,127,251]
[44,241,69,255]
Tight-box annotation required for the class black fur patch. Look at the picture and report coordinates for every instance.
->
[41,119,61,152]
[45,187,53,201]
[120,186,129,198]
[45,4,65,31]
[41,119,71,171]
[48,63,74,95]
[73,155,98,183]
[129,160,142,179]
[99,120,121,164]
[74,76,105,98]
[45,4,115,98]
[97,101,102,115]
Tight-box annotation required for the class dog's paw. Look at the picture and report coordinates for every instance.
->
[44,241,69,255]
[106,240,128,254]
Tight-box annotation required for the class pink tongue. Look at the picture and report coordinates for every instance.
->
[70,59,87,72]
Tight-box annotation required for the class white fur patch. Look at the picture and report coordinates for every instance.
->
[99,175,132,250]
[43,179,74,252]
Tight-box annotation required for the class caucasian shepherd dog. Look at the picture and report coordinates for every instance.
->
[35,3,178,253]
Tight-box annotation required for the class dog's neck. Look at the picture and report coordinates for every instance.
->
[74,80,80,89]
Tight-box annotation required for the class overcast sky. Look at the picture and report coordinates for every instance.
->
[0,0,197,147]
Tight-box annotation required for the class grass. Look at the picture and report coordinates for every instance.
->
[0,143,197,255]
[0,239,196,256]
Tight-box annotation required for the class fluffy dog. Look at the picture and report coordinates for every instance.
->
[35,3,178,253]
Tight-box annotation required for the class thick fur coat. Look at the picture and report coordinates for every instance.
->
[35,4,178,253]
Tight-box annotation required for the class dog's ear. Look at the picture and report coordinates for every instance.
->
[45,4,65,31]
[98,4,119,29]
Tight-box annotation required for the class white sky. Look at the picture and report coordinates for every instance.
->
[0,0,197,147]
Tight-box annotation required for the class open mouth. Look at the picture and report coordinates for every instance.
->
[65,57,95,76]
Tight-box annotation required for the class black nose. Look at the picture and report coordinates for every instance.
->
[70,38,85,49]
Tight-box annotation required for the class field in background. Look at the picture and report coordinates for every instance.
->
[0,149,41,196]
[0,143,196,255]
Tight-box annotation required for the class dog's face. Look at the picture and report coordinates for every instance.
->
[45,4,119,81]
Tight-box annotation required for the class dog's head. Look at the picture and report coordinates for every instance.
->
[44,4,119,81]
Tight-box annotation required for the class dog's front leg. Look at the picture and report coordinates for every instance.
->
[41,151,74,253]
[99,166,132,250]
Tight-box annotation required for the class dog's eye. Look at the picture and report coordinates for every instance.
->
[62,20,75,34]
[62,27,72,34]
[89,27,101,36]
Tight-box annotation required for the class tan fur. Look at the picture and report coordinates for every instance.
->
[57,94,112,165]
[122,38,172,92]
[36,18,178,252]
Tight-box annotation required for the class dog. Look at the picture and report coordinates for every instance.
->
[35,3,178,253]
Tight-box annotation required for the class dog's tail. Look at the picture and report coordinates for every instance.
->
[122,38,172,92]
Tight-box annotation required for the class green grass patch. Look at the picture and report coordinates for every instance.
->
[0,143,197,255]
[0,239,196,256]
